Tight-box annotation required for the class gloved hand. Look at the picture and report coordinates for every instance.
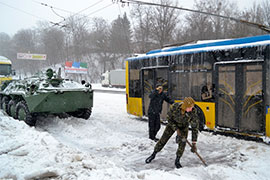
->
[191,142,197,153]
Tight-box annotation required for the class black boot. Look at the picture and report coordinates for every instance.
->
[145,152,157,163]
[175,156,182,168]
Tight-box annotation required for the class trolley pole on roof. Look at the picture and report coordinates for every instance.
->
[120,0,270,33]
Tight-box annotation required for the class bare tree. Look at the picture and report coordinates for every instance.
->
[130,5,155,53]
[0,33,13,58]
[130,0,180,51]
[64,16,91,61]
[13,29,37,52]
[231,2,266,37]
[109,13,132,69]
[262,0,270,26]
[150,0,180,48]
[89,17,112,73]
[201,0,238,39]
[110,13,132,54]
[12,29,40,74]
[39,27,65,66]
[184,9,213,41]
[182,0,238,41]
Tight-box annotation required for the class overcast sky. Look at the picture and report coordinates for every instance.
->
[0,0,265,36]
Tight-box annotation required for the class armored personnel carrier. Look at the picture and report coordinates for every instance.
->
[0,69,93,126]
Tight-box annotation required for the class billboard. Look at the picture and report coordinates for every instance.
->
[64,61,88,74]
[17,53,47,60]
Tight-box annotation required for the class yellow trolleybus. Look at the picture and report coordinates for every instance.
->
[0,56,13,84]
[126,35,270,140]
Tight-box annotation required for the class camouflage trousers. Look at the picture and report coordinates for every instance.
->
[154,124,188,157]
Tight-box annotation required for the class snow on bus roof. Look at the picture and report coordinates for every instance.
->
[215,59,264,65]
[127,35,270,61]
[0,56,12,64]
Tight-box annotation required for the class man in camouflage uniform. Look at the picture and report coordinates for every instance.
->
[145,97,199,168]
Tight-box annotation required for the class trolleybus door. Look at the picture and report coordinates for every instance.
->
[216,65,236,129]
[216,62,264,133]
[240,63,263,133]
[142,67,169,121]
[142,69,154,116]
[156,68,170,121]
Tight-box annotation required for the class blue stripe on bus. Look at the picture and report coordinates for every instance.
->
[146,35,270,55]
[127,35,270,61]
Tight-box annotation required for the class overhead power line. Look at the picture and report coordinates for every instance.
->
[0,1,48,21]
[0,1,65,27]
[50,7,66,20]
[32,0,109,27]
[85,3,113,17]
[119,0,270,33]
[53,2,114,28]
[33,0,73,14]
[73,0,105,16]
[48,0,107,27]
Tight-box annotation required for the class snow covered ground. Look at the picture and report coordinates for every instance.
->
[0,90,270,180]
[91,83,125,93]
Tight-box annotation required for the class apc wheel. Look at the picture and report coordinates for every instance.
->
[16,101,36,126]
[1,96,9,113]
[7,99,17,118]
[69,108,92,120]
[81,108,92,120]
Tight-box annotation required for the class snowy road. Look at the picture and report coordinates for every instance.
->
[1,91,270,179]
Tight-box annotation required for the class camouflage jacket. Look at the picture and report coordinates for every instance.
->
[167,102,199,141]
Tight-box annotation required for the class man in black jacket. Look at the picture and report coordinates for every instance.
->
[148,85,174,141]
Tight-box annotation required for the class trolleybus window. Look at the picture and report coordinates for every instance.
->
[171,71,212,101]
[0,64,12,76]
[171,53,214,101]
[129,60,141,97]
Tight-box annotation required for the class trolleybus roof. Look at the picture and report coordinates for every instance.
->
[0,56,12,64]
[127,34,270,61]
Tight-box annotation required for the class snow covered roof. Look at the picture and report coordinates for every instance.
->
[127,35,270,61]
[0,56,12,64]
[215,59,264,65]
